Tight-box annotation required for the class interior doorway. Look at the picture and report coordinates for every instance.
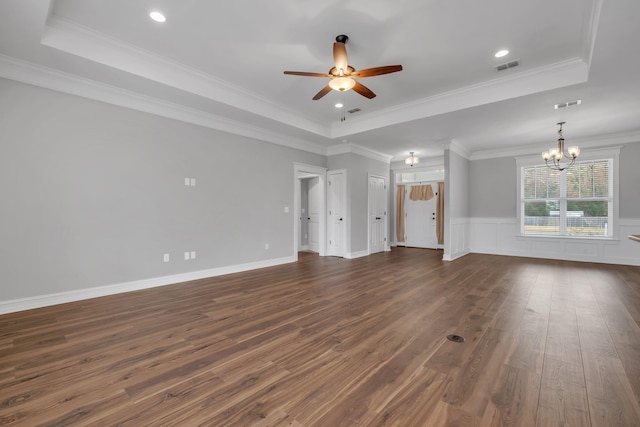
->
[293,163,327,260]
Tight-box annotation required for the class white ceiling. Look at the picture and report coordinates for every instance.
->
[1,0,639,162]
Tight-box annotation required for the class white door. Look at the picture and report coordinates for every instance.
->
[308,177,321,253]
[369,175,386,254]
[327,170,346,257]
[404,182,438,249]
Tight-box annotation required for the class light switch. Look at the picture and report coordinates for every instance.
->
[284,206,289,213]
[190,178,196,186]
[184,251,190,260]
[190,251,196,259]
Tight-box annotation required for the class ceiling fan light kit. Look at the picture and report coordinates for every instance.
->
[329,76,356,92]
[284,35,403,100]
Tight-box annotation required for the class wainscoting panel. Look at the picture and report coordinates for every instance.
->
[445,218,470,261]
[470,217,640,266]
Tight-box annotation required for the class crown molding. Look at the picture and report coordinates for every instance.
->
[447,139,471,160]
[0,54,327,156]
[330,57,589,139]
[470,131,640,161]
[583,0,603,70]
[327,143,393,164]
[41,15,330,138]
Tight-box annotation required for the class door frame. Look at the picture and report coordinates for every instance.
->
[293,163,327,260]
[368,173,389,255]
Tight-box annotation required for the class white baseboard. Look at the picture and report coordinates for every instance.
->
[346,250,369,259]
[443,249,471,261]
[0,256,295,314]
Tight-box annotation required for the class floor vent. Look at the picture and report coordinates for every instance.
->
[348,108,361,114]
[446,334,465,343]
[496,60,520,71]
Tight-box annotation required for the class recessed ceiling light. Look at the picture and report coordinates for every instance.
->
[494,49,509,58]
[149,11,166,23]
[335,103,344,108]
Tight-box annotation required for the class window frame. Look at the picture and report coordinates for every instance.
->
[516,146,621,240]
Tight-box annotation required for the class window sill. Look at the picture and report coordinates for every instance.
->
[517,234,619,242]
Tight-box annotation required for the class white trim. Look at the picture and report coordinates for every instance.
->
[41,16,328,138]
[442,249,470,262]
[471,132,640,161]
[346,250,370,259]
[0,256,295,315]
[448,140,471,160]
[469,217,640,266]
[0,54,327,156]
[326,143,393,164]
[293,163,328,260]
[583,0,604,69]
[331,58,588,139]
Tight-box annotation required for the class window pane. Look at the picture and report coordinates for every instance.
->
[566,200,609,236]
[523,167,536,198]
[593,161,609,197]
[567,160,609,199]
[523,201,560,235]
[523,166,559,199]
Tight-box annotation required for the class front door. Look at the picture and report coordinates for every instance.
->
[404,182,438,249]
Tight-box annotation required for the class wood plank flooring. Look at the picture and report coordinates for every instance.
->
[1,248,640,426]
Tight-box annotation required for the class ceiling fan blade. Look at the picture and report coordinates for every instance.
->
[333,42,349,75]
[312,85,333,100]
[350,65,403,78]
[284,71,333,77]
[352,81,376,99]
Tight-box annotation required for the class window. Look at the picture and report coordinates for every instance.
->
[520,158,614,237]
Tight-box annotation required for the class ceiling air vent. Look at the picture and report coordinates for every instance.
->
[496,60,520,71]
[348,108,361,114]
[554,99,582,109]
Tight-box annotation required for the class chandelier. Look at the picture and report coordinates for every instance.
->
[405,152,419,167]
[541,122,580,171]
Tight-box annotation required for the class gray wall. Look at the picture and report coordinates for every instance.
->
[327,153,390,254]
[0,78,325,301]
[468,141,640,219]
[619,142,640,218]
[469,157,516,217]
[447,149,470,219]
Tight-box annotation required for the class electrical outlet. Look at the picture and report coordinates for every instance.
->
[284,206,289,213]
[163,253,170,262]
[265,243,269,250]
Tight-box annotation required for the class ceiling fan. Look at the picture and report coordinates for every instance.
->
[284,35,403,100]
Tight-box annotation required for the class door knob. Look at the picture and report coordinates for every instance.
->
[339,218,343,221]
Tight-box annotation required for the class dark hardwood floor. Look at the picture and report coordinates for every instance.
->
[1,248,640,426]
